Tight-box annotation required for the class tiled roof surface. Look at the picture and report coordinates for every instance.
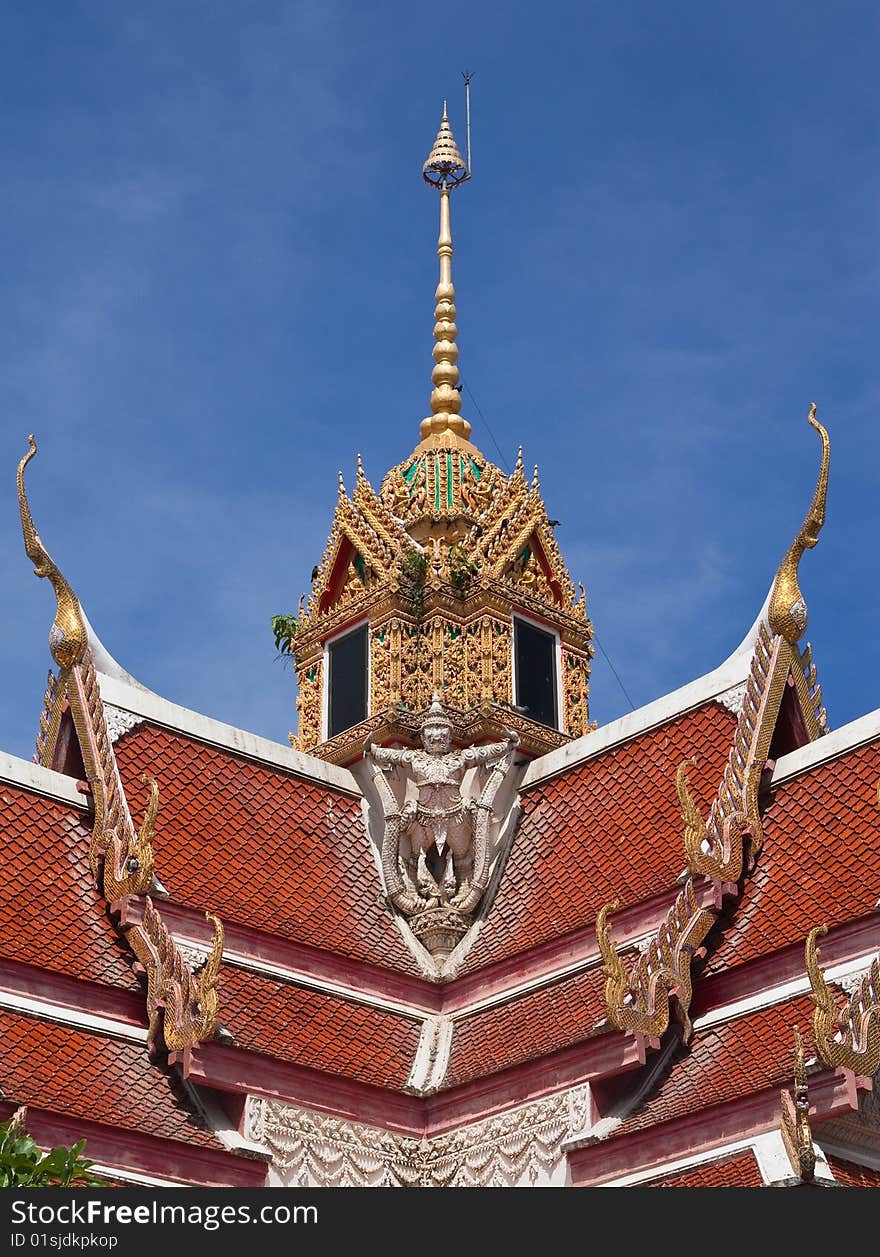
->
[0,783,140,990]
[0,1007,218,1149]
[650,1151,764,1187]
[706,740,880,975]
[219,966,420,1089]
[826,1154,880,1187]
[615,993,816,1136]
[112,723,419,974]
[444,967,607,1088]
[460,703,736,972]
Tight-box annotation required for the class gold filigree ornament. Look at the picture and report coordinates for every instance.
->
[768,404,830,645]
[127,898,224,1053]
[597,880,715,1043]
[780,1025,816,1182]
[102,773,158,902]
[677,758,749,885]
[806,923,880,1076]
[17,434,88,670]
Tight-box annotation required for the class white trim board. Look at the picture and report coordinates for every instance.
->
[772,707,880,786]
[0,750,89,811]
[82,606,360,796]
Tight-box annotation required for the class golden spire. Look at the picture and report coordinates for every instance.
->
[768,404,830,644]
[17,435,88,671]
[420,103,471,443]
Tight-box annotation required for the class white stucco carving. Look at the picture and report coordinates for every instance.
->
[245,1086,589,1187]
[717,682,747,715]
[363,695,520,960]
[103,704,144,743]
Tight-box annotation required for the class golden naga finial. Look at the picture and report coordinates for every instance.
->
[768,404,830,644]
[134,898,224,1053]
[806,921,880,1075]
[17,435,88,671]
[420,104,471,443]
[677,758,749,883]
[102,773,159,902]
[780,1025,816,1182]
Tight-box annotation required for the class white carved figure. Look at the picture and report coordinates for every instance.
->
[364,695,518,954]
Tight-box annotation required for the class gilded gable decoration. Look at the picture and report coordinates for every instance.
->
[123,898,224,1053]
[806,923,880,1076]
[768,405,830,644]
[597,425,833,1046]
[597,883,715,1043]
[18,435,87,671]
[17,435,224,1055]
[780,1025,816,1182]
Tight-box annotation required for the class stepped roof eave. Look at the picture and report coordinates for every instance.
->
[0,748,89,809]
[79,609,360,798]
[522,583,774,789]
[771,705,880,786]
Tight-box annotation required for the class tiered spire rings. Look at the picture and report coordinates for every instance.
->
[421,104,471,442]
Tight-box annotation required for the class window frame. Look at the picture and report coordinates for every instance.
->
[322,619,370,740]
[511,612,562,731]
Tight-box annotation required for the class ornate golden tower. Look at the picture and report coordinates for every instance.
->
[290,105,594,765]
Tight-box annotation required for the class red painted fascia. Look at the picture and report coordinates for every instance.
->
[442,881,715,1012]
[113,897,441,1012]
[117,878,706,1018]
[566,1069,866,1186]
[0,1102,267,1188]
[690,912,880,1021]
[175,1026,645,1139]
[422,1032,646,1136]
[173,1041,425,1136]
[0,957,147,1029]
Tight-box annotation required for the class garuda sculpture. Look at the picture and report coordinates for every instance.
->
[365,696,518,958]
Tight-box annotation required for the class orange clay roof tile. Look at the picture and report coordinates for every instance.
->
[444,967,607,1088]
[650,1151,764,1186]
[825,1154,880,1187]
[218,966,420,1089]
[0,784,140,990]
[0,1006,219,1150]
[460,703,736,973]
[614,993,817,1136]
[706,740,880,975]
[112,723,420,974]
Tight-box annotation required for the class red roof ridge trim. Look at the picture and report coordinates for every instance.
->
[0,1100,267,1188]
[566,1068,860,1186]
[0,986,147,1045]
[96,670,360,797]
[121,881,719,1022]
[0,956,148,1034]
[116,895,438,1015]
[33,641,227,1056]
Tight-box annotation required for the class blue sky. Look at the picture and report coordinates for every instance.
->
[1,1,877,762]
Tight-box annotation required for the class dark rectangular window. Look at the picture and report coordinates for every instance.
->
[327,625,368,737]
[513,617,558,729]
